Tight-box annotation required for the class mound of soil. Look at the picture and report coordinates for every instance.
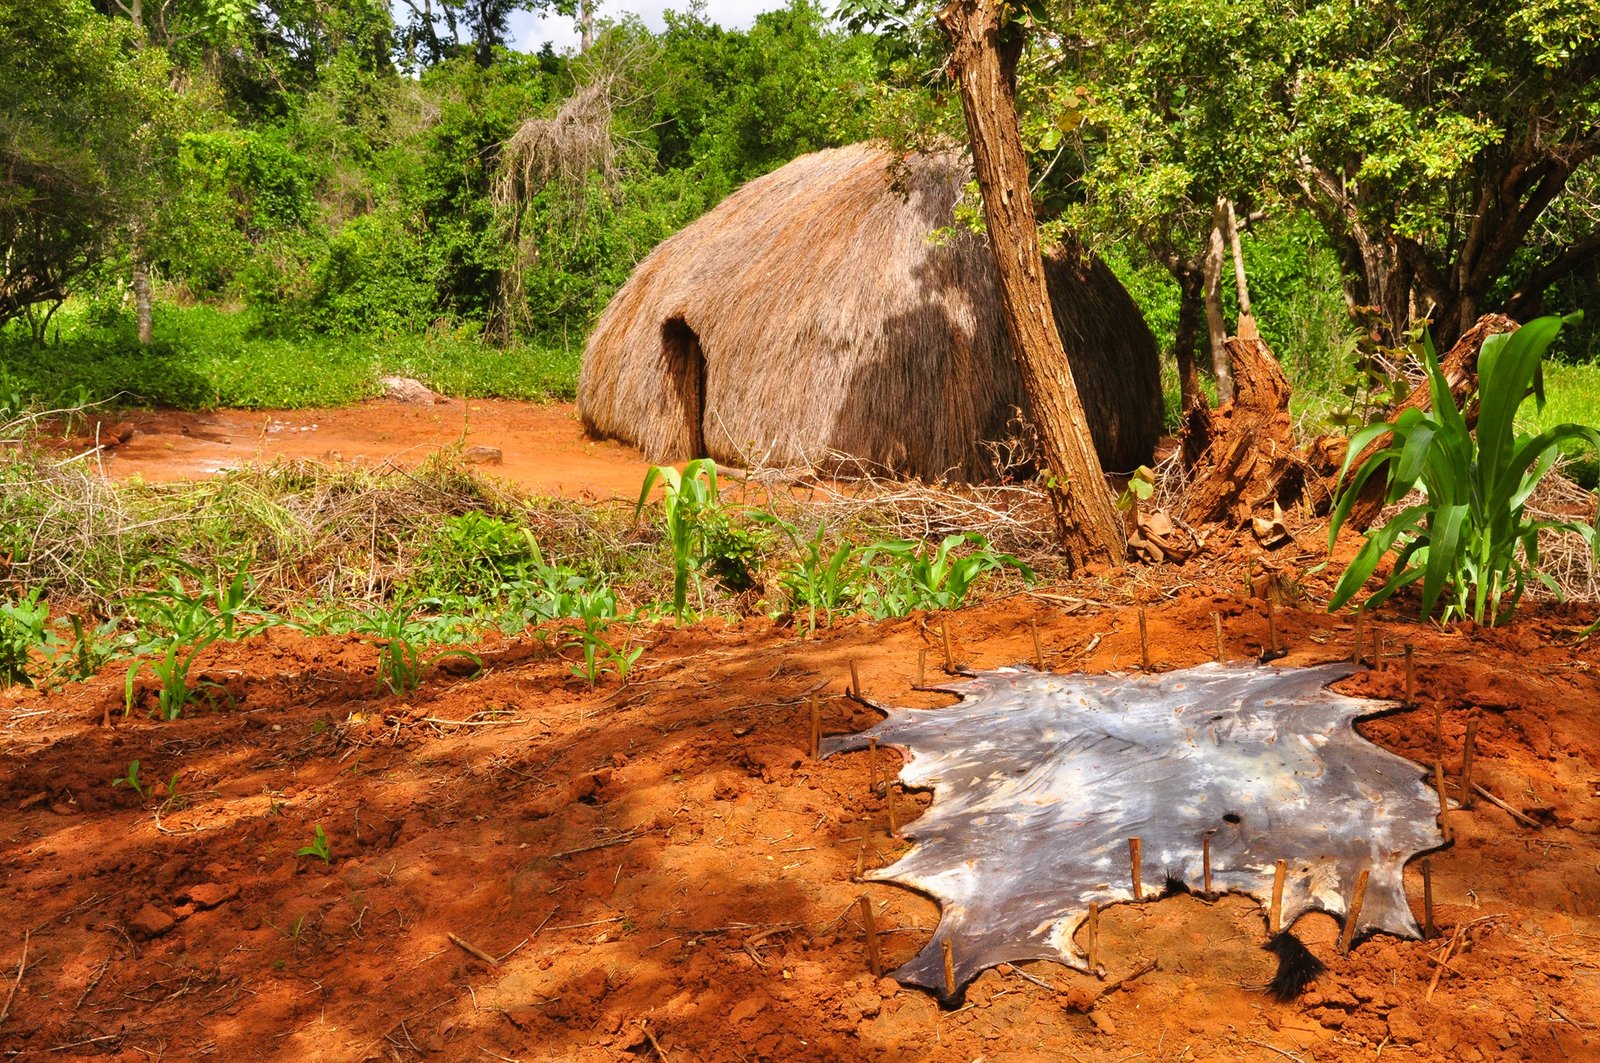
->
[3,591,1599,1060]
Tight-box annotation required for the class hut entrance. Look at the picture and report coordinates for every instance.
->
[661,317,707,457]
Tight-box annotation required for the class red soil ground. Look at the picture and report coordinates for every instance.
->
[4,582,1600,1061]
[9,400,1600,1059]
[82,399,655,500]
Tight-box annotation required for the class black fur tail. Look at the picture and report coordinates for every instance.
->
[1263,931,1325,1001]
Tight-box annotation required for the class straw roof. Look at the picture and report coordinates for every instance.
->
[578,143,1162,480]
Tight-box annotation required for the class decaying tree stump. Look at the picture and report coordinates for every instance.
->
[1174,313,1519,542]
[1179,336,1308,527]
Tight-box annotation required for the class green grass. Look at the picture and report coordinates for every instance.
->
[0,302,580,412]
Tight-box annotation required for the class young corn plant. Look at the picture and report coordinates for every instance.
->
[1329,313,1600,625]
[124,623,231,720]
[763,518,869,636]
[862,533,1034,618]
[637,459,723,621]
[351,600,483,696]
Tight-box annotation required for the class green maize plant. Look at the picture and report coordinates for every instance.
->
[636,459,722,622]
[1329,313,1600,625]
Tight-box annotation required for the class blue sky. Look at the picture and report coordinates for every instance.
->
[509,0,786,52]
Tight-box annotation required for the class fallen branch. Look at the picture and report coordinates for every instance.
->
[0,930,28,1029]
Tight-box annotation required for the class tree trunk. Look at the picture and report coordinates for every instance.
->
[1179,335,1301,527]
[1203,199,1233,403]
[1225,199,1258,341]
[580,0,594,51]
[936,0,1124,567]
[131,224,152,346]
[1171,260,1206,413]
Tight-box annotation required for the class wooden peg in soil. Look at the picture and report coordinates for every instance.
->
[1260,596,1285,661]
[941,938,956,998]
[1338,868,1371,954]
[1460,718,1479,810]
[1404,643,1417,706]
[1433,759,1451,826]
[850,659,861,698]
[1030,620,1044,670]
[1138,608,1152,671]
[1086,902,1100,971]
[1214,612,1225,664]
[868,736,879,795]
[1352,611,1365,666]
[809,692,821,760]
[1270,859,1287,933]
[941,623,955,672]
[1421,857,1435,939]
[1129,837,1143,901]
[885,782,898,838]
[1202,834,1213,894]
[855,834,869,881]
[916,647,926,687]
[858,895,882,978]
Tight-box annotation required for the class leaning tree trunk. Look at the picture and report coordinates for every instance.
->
[1203,198,1234,403]
[937,0,1124,567]
[1171,261,1207,413]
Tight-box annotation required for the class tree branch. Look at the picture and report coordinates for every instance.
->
[1504,229,1600,319]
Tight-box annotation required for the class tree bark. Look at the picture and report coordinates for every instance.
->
[1170,259,1206,413]
[1225,199,1258,341]
[1203,199,1233,403]
[580,0,594,51]
[936,0,1124,567]
[131,222,152,346]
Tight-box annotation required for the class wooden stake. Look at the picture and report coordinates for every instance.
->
[916,647,926,687]
[809,692,820,760]
[1202,834,1213,894]
[1214,612,1225,663]
[1266,596,1281,657]
[858,895,882,978]
[1433,759,1451,840]
[1421,857,1435,939]
[1138,608,1152,671]
[1086,902,1100,970]
[1030,621,1044,670]
[941,623,954,672]
[1338,868,1370,954]
[1270,859,1287,933]
[1352,610,1364,666]
[850,660,861,698]
[1404,643,1416,705]
[868,736,879,795]
[886,783,897,838]
[1460,717,1479,810]
[855,834,869,880]
[1129,837,1143,901]
[941,938,956,998]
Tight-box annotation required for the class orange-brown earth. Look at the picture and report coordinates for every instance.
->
[4,586,1600,1061]
[77,399,655,500]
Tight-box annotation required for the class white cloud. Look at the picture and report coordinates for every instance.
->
[512,0,787,54]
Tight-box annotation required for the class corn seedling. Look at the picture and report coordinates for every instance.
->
[111,760,147,800]
[124,559,273,650]
[762,517,869,635]
[1330,313,1600,625]
[637,459,722,621]
[862,532,1034,618]
[0,588,52,687]
[350,600,484,695]
[297,825,332,864]
[124,623,231,720]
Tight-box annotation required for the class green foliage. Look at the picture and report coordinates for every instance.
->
[860,533,1034,618]
[564,589,639,688]
[125,559,272,647]
[1329,314,1600,625]
[111,759,147,800]
[0,588,51,687]
[124,623,231,720]
[636,460,739,621]
[296,824,332,864]
[348,599,484,695]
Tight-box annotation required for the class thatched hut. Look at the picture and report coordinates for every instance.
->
[578,143,1162,480]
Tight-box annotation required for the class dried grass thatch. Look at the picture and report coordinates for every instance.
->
[578,143,1163,482]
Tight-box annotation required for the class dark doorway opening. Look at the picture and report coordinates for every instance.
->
[661,317,707,458]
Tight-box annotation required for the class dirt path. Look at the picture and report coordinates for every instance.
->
[3,591,1598,1061]
[84,399,654,500]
